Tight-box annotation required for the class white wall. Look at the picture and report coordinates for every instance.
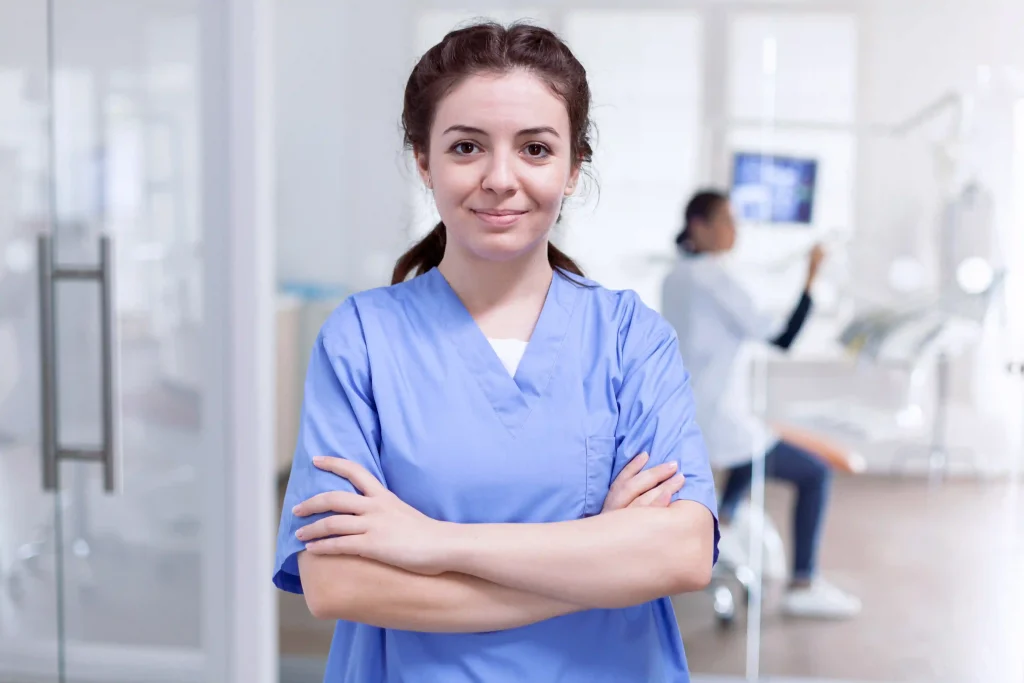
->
[561,10,704,309]
[274,0,413,291]
[273,0,349,287]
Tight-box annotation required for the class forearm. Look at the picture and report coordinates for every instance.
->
[442,502,714,610]
[771,291,813,350]
[298,553,583,633]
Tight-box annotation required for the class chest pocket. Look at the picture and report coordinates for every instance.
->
[583,436,616,517]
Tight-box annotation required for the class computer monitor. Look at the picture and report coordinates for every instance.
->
[730,152,818,225]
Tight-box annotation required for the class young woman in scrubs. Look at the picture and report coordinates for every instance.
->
[273,21,720,683]
[661,190,861,619]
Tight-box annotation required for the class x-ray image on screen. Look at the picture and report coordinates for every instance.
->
[731,152,818,225]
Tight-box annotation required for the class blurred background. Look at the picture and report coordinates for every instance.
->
[1,0,1023,682]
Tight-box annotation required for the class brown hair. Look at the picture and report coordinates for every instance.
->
[391,20,593,285]
[676,190,729,254]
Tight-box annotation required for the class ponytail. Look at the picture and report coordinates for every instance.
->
[391,222,587,284]
[392,221,447,284]
[547,242,585,278]
[675,226,696,254]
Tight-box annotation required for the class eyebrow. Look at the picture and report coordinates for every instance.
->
[441,124,561,138]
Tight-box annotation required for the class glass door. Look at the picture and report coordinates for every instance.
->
[46,0,211,681]
[0,1,60,680]
[1,0,261,680]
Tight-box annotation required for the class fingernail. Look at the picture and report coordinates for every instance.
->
[295,529,305,540]
[668,461,678,471]
[312,456,325,465]
[291,504,300,514]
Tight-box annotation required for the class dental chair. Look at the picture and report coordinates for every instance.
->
[783,272,1004,479]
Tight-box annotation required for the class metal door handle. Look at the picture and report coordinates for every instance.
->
[37,234,121,493]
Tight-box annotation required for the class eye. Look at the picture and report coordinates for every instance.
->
[451,141,480,155]
[523,143,550,159]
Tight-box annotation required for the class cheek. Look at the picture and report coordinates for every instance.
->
[430,167,477,207]
[523,167,571,211]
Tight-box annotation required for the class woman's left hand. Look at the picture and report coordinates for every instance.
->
[292,456,451,576]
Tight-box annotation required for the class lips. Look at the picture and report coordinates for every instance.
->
[471,209,527,227]
[473,209,527,216]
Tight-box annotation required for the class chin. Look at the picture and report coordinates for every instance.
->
[464,232,548,264]
[468,241,536,263]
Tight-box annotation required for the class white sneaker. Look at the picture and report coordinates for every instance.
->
[783,578,862,619]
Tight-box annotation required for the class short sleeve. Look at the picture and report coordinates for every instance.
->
[614,296,721,565]
[273,299,385,594]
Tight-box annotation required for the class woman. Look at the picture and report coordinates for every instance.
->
[273,21,719,683]
[661,190,861,619]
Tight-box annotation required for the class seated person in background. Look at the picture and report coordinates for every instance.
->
[661,189,861,620]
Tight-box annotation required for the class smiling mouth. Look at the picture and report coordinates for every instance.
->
[471,209,528,227]
[472,209,527,216]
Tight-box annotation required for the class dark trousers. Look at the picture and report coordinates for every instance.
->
[719,440,831,580]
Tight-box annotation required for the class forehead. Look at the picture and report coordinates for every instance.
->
[433,70,570,135]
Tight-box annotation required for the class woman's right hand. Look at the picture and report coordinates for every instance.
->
[807,243,826,285]
[601,452,685,513]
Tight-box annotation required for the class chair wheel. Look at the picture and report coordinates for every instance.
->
[711,583,736,628]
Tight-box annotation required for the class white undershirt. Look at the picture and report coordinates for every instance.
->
[487,338,528,376]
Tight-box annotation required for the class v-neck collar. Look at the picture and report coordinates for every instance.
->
[422,267,580,437]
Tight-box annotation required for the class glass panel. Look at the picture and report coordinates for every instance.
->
[47,1,212,680]
[0,0,61,680]
[743,4,1024,682]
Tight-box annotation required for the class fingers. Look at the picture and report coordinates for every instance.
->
[312,456,387,495]
[602,456,680,513]
[631,474,685,508]
[619,461,678,502]
[304,534,364,556]
[293,490,368,517]
[295,513,368,542]
[602,453,649,512]
[616,452,649,482]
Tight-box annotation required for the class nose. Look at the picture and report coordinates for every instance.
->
[480,150,518,195]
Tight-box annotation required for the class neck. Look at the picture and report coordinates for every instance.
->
[438,242,553,318]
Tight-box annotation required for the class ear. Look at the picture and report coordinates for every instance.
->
[564,163,582,197]
[414,146,431,188]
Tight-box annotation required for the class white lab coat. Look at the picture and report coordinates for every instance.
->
[661,251,784,468]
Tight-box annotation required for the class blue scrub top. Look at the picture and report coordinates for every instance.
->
[275,267,719,683]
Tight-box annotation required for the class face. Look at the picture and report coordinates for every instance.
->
[416,70,580,264]
[703,200,737,252]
